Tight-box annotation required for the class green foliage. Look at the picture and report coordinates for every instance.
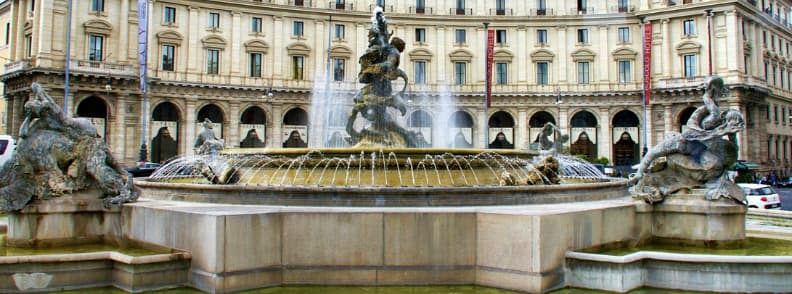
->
[733,173,754,183]
[592,157,610,165]
[574,154,589,162]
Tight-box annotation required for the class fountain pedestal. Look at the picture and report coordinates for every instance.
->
[6,190,122,247]
[637,189,746,246]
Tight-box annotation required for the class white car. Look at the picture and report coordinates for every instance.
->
[0,135,15,168]
[738,183,782,209]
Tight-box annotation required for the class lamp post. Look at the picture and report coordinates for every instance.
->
[64,0,73,115]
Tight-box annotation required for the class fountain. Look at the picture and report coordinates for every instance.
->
[0,8,790,294]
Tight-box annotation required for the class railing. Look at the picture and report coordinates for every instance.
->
[529,8,554,16]
[289,0,313,7]
[328,1,353,10]
[609,5,635,13]
[489,8,513,16]
[4,60,29,74]
[70,60,135,76]
[571,7,596,15]
[653,76,707,89]
[369,4,394,12]
[450,8,473,16]
[409,6,433,14]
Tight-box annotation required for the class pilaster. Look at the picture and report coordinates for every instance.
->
[185,98,196,156]
[118,0,129,62]
[231,11,242,75]
[598,108,610,162]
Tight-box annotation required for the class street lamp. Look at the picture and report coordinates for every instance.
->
[483,22,490,148]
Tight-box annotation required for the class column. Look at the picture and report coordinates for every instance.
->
[517,110,527,149]
[33,0,47,57]
[556,25,567,84]
[725,10,740,73]
[314,20,326,80]
[437,26,447,83]
[646,105,654,148]
[184,98,196,156]
[661,19,671,78]
[231,11,242,75]
[270,105,283,148]
[114,94,127,162]
[273,16,285,86]
[598,108,610,162]
[663,105,672,135]
[598,25,609,83]
[355,22,366,77]
[558,106,569,149]
[517,26,527,83]
[118,0,129,62]
[228,102,240,148]
[187,6,200,74]
[475,26,484,85]
[477,108,486,148]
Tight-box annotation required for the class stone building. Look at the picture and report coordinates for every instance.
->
[0,0,788,172]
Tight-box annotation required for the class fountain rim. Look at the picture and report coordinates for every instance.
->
[219,147,540,157]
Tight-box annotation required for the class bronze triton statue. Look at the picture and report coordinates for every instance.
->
[0,83,139,211]
[631,76,746,204]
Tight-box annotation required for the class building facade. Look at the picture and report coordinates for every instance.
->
[0,0,789,172]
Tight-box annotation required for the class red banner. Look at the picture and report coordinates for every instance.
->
[486,30,495,107]
[643,23,652,105]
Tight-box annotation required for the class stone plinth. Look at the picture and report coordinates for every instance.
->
[636,190,746,245]
[6,190,122,247]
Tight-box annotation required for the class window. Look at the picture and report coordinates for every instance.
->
[684,55,696,77]
[456,0,466,15]
[618,27,630,43]
[376,0,385,7]
[455,29,466,44]
[775,105,779,123]
[89,35,103,61]
[414,61,426,84]
[333,58,345,81]
[536,62,548,85]
[537,0,547,15]
[162,45,175,71]
[164,7,176,24]
[683,19,695,36]
[209,12,220,29]
[5,23,9,45]
[618,0,629,12]
[24,34,31,57]
[250,53,262,77]
[496,30,507,44]
[30,0,35,12]
[416,0,426,13]
[577,29,588,43]
[454,62,466,85]
[293,21,304,37]
[496,63,507,85]
[496,0,506,15]
[577,0,587,13]
[415,28,426,43]
[251,17,262,33]
[537,29,547,44]
[292,56,304,80]
[335,24,345,39]
[91,0,104,12]
[577,62,590,84]
[618,60,631,83]
[207,49,219,74]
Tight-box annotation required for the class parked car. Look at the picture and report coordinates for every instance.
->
[0,135,16,168]
[777,177,792,187]
[125,162,162,177]
[737,183,782,209]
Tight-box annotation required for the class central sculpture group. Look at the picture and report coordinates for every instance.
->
[345,8,419,148]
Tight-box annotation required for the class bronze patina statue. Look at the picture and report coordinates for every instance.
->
[0,83,139,211]
[346,7,419,147]
[632,76,745,204]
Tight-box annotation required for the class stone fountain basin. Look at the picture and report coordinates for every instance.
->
[135,180,628,207]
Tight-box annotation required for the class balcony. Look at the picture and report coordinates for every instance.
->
[609,5,635,13]
[450,8,472,16]
[409,6,433,14]
[289,0,313,7]
[653,76,707,89]
[328,1,353,10]
[70,60,134,76]
[369,4,394,12]
[489,8,513,16]
[571,7,596,15]
[529,8,554,16]
[4,60,29,75]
